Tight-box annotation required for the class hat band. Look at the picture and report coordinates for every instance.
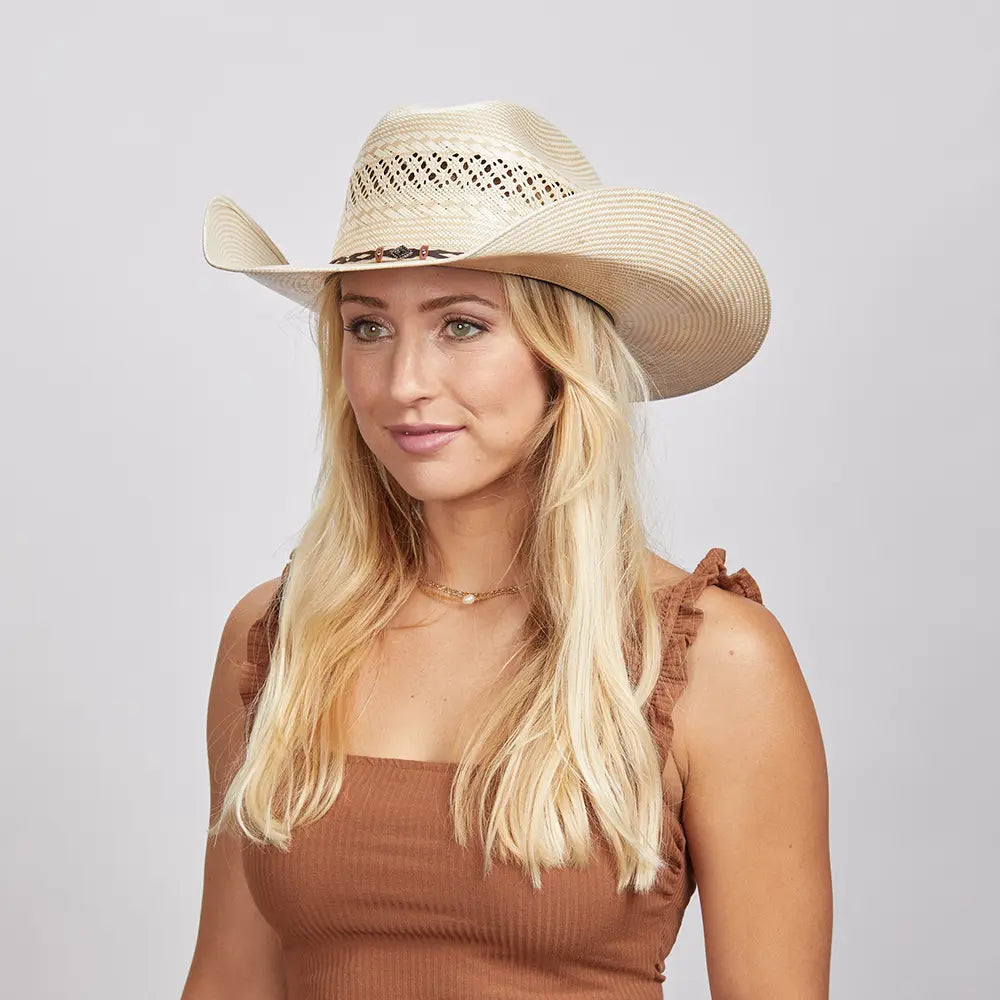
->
[330,244,464,265]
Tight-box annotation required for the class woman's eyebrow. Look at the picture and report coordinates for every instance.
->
[339,292,501,312]
[418,293,501,312]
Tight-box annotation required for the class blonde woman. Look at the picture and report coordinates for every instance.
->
[183,102,832,999]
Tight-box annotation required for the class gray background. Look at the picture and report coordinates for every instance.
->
[2,1,996,997]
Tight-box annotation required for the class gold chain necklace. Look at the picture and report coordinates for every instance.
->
[417,577,523,605]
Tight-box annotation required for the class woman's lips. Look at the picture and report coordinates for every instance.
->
[390,427,465,455]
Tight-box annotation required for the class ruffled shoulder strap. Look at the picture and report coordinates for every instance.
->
[646,547,764,767]
[238,552,294,722]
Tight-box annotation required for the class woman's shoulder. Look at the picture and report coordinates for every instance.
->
[664,550,800,786]
[207,568,287,727]
[646,547,777,770]
[216,569,286,682]
[227,572,286,647]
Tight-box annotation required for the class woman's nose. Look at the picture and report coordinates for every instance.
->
[383,329,442,401]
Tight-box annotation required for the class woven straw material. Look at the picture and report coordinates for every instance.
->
[203,101,771,400]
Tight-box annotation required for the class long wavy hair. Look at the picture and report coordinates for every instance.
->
[210,269,674,892]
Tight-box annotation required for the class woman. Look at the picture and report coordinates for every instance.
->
[183,101,832,999]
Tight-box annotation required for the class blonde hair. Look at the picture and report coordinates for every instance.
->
[210,270,674,892]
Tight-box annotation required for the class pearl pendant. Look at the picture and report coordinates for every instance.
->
[462,593,476,604]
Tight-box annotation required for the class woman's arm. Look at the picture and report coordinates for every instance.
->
[674,586,832,999]
[180,577,287,1000]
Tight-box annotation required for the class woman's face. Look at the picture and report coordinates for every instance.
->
[339,266,551,503]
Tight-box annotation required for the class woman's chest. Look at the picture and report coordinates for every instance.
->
[242,763,683,959]
[344,605,528,761]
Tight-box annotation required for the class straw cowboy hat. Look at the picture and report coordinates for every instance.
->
[203,100,771,400]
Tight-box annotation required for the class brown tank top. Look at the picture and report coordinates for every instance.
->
[238,548,764,998]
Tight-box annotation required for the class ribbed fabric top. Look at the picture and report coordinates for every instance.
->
[238,548,764,999]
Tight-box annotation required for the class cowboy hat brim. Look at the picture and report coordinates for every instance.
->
[203,189,770,400]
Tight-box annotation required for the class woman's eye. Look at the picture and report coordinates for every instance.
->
[445,318,486,340]
[348,320,388,341]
